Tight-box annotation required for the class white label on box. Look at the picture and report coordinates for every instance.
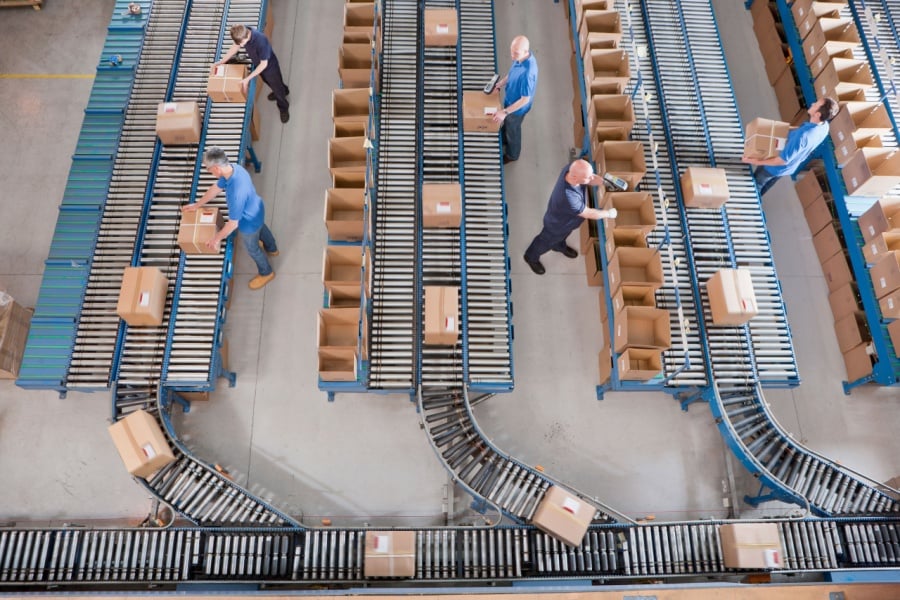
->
[617,324,622,337]
[871,245,879,256]
[374,535,389,553]
[614,297,622,311]
[869,225,876,236]
[881,277,887,289]
[436,201,451,213]
[141,443,157,459]
[214,65,226,76]
[763,548,781,568]
[774,137,786,150]
[163,102,177,113]
[444,316,455,331]
[698,183,712,195]
[821,85,827,96]
[139,292,151,307]
[888,298,895,309]
[852,177,859,188]
[199,210,215,223]
[837,131,845,142]
[619,356,626,371]
[436,24,449,34]
[561,497,580,514]
[484,106,497,116]
[841,147,848,157]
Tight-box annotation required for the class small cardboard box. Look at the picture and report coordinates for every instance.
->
[604,224,647,260]
[462,91,501,133]
[338,43,376,89]
[332,88,370,126]
[830,101,890,166]
[843,148,900,197]
[575,0,610,29]
[870,251,900,299]
[324,187,366,242]
[0,296,32,379]
[617,347,663,380]
[815,57,874,100]
[580,218,599,253]
[598,345,612,385]
[579,9,622,51]
[531,486,595,547]
[107,409,176,479]
[424,286,459,345]
[744,118,791,160]
[364,531,416,578]
[863,230,900,265]
[586,94,634,143]
[802,17,860,64]
[597,141,646,190]
[791,0,845,28]
[834,311,870,353]
[794,169,826,209]
[344,2,377,37]
[317,307,368,360]
[584,240,603,287]
[116,266,168,327]
[424,8,458,46]
[178,207,224,255]
[318,348,358,382]
[879,288,900,319]
[207,64,247,103]
[809,45,854,80]
[156,102,201,145]
[706,268,759,326]
[803,194,834,236]
[603,191,655,234]
[857,197,900,242]
[681,167,729,209]
[613,305,672,353]
[772,68,802,123]
[843,342,874,382]
[889,319,900,354]
[422,183,462,228]
[828,283,860,322]
[610,285,656,314]
[328,136,368,178]
[812,223,842,265]
[719,523,783,570]
[755,24,788,85]
[583,49,631,95]
[606,246,663,295]
[823,251,853,292]
[322,245,370,298]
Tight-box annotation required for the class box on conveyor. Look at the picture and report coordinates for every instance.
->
[880,288,900,319]
[424,8,458,46]
[364,531,416,577]
[794,169,826,209]
[461,91,502,133]
[107,409,176,479]
[155,101,201,145]
[706,268,758,327]
[843,342,874,383]
[597,140,645,191]
[578,9,622,51]
[613,305,671,353]
[531,486,594,547]
[422,183,462,228]
[116,266,168,327]
[317,307,368,360]
[178,207,224,255]
[424,286,459,345]
[207,64,247,103]
[681,167,729,209]
[324,187,366,242]
[719,523,783,570]
[603,191,655,234]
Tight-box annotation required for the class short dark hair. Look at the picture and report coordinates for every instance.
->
[817,97,839,122]
[230,24,250,44]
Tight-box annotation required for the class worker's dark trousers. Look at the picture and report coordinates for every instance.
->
[524,225,575,263]
[261,54,290,113]
[754,166,780,197]
[502,112,525,162]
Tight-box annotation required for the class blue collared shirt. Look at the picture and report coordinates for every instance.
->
[504,53,538,116]
[217,163,265,234]
[764,121,829,177]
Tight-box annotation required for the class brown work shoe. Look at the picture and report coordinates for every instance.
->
[249,272,275,290]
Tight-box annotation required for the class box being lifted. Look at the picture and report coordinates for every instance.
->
[681,167,729,209]
[706,268,758,326]
[116,266,168,327]
[178,207,224,255]
[207,64,247,103]
[107,409,177,479]
[156,102,201,145]
[462,91,502,133]
[743,118,790,160]
[531,486,594,547]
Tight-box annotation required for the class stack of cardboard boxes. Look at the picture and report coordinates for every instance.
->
[859,198,900,361]
[338,2,380,90]
[421,188,462,348]
[749,0,803,124]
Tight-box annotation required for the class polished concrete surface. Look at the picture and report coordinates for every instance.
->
[0,0,897,529]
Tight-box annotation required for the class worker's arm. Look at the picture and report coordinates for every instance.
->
[492,95,531,122]
[741,155,786,167]
[206,219,239,250]
[579,207,617,221]
[182,183,223,212]
[241,59,268,94]
[210,44,241,73]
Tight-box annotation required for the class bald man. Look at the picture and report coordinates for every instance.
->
[524,160,616,275]
[491,35,538,164]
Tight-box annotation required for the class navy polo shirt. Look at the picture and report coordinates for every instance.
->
[543,166,587,234]
[243,28,274,68]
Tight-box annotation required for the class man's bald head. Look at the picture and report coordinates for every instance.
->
[510,36,530,62]
[568,159,594,182]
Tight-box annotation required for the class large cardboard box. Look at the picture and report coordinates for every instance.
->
[889,319,900,354]
[809,45,853,80]
[531,486,594,547]
[322,245,370,298]
[843,342,874,382]
[579,9,622,51]
[823,251,853,292]
[324,187,366,242]
[834,311,870,353]
[155,102,201,145]
[879,288,900,319]
[107,409,176,479]
[584,240,603,287]
[586,94,634,143]
[318,348,358,382]
[317,307,368,360]
[843,148,900,197]
[178,207,224,255]
[794,169,826,209]
[857,197,900,242]
[870,251,900,299]
[0,296,32,379]
[575,0,610,30]
[802,17,860,64]
[364,531,416,577]
[863,230,900,265]
[603,191,655,234]
[681,167,729,209]
[332,88,370,126]
[706,268,759,326]
[422,183,462,228]
[583,49,631,95]
[597,141,646,190]
[755,25,788,85]
[815,57,874,101]
[719,523,783,570]
[803,194,834,236]
[772,68,802,124]
[744,118,791,160]
[328,136,368,178]
[207,64,247,103]
[792,0,846,28]
[617,347,663,380]
[830,102,891,166]
[116,266,168,327]
[338,43,376,89]
[462,91,501,133]
[613,305,672,353]
[750,0,775,37]
[424,8,458,46]
[812,223,843,265]
[606,247,663,295]
[424,286,459,345]
[828,282,860,322]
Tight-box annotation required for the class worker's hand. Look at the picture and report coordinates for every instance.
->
[741,155,758,165]
[182,203,198,213]
[492,109,507,124]
[206,237,220,251]
[603,208,618,219]
[241,79,250,96]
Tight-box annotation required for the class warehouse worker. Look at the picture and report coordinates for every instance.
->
[211,24,290,123]
[741,97,838,196]
[491,35,538,164]
[184,147,278,290]
[524,160,617,275]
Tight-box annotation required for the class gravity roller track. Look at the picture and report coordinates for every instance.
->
[369,0,418,389]
[3,518,900,587]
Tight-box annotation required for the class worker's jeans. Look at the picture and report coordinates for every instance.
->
[754,166,780,197]
[261,54,290,112]
[502,112,525,161]
[241,223,277,276]
[524,225,575,263]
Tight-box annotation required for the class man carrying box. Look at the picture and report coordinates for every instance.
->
[491,35,538,165]
[183,147,279,290]
[741,97,838,196]
[212,24,290,123]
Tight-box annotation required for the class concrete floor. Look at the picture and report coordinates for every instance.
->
[0,0,897,529]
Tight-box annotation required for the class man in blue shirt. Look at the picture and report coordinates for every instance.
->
[183,147,279,290]
[742,97,838,196]
[213,24,290,123]
[524,160,616,275]
[492,35,538,164]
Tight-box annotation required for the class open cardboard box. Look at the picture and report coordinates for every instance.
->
[879,287,900,319]
[584,48,631,95]
[842,148,900,197]
[603,191,656,234]
[857,197,900,242]
[815,57,874,100]
[863,230,900,265]
[332,88,370,125]
[579,9,622,51]
[830,101,890,165]
[587,94,634,143]
[613,305,672,353]
[338,43,377,88]
[317,307,368,360]
[617,347,663,380]
[322,245,370,297]
[802,17,860,63]
[324,187,366,242]
[606,246,662,295]
[318,347,358,382]
[869,250,900,299]
[597,140,646,190]
[328,136,368,178]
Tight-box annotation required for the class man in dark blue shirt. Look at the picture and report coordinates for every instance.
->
[492,35,538,164]
[524,160,616,275]
[213,24,290,123]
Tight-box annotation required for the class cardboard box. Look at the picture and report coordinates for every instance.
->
[422,183,462,228]
[583,49,631,95]
[617,347,663,380]
[324,187,366,242]
[323,245,370,298]
[606,247,663,295]
[744,118,791,160]
[207,64,247,103]
[575,0,610,30]
[870,251,900,299]
[332,88,370,126]
[834,311,870,353]
[830,101,891,166]
[802,17,860,64]
[843,342,874,382]
[750,0,775,36]
[610,285,656,314]
[772,68,802,124]
[0,296,32,379]
[328,136,368,178]
[809,45,853,80]
[603,191,655,234]
[719,523,783,570]
[794,169,826,209]
[815,57,874,101]
[857,197,900,242]
[107,409,177,479]
[597,141,646,190]
[178,207,224,255]
[603,224,647,260]
[863,230,900,265]
[584,240,603,287]
[756,28,789,85]
[822,251,853,292]
[890,319,900,354]
[318,348,358,382]
[586,94,634,143]
[462,91,501,133]
[424,286,459,345]
[613,305,672,352]
[317,307,368,360]
[364,531,416,577]
[879,288,900,319]
[828,283,860,322]
[424,8,458,46]
[531,486,595,547]
[706,268,759,326]
[580,218,599,254]
[803,194,834,236]
[344,2,377,34]
[812,223,843,265]
[792,0,846,28]
[338,43,375,89]
[598,345,612,385]
[843,148,900,197]
[116,266,168,327]
[681,167,729,209]
[155,102,201,145]
[579,9,622,51]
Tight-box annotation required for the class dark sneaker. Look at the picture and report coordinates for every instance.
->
[267,92,276,101]
[561,245,578,259]
[524,256,545,275]
[280,109,290,123]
